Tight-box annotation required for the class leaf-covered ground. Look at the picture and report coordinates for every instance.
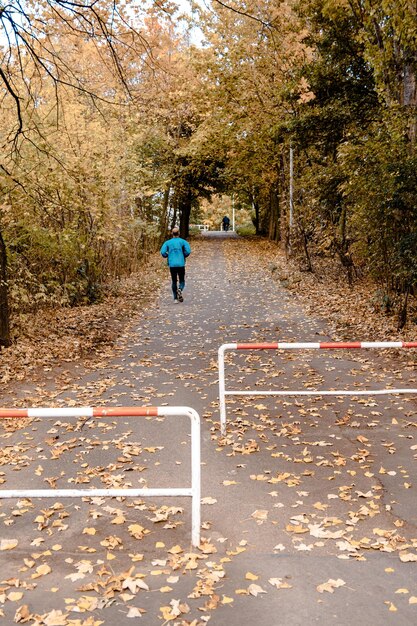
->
[0,236,417,625]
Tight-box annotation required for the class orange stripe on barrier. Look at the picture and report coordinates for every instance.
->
[403,342,417,348]
[0,409,28,419]
[237,343,279,350]
[92,407,159,417]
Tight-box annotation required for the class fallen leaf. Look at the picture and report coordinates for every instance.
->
[31,563,52,579]
[248,584,267,596]
[317,579,346,594]
[201,497,217,505]
[221,595,234,604]
[7,592,23,602]
[251,510,268,521]
[0,539,18,551]
[126,607,146,618]
[14,605,31,622]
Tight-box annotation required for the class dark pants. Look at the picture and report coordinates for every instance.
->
[170,266,185,299]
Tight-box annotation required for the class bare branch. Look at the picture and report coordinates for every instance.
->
[212,0,270,27]
[0,66,23,137]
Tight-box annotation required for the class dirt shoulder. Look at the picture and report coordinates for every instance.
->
[0,255,165,391]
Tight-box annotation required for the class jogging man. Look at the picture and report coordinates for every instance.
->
[160,227,191,303]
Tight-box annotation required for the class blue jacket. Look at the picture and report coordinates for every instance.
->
[160,236,191,267]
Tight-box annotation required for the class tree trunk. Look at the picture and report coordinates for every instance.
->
[268,183,280,242]
[250,187,261,235]
[160,183,171,243]
[403,60,417,150]
[179,187,192,239]
[0,230,11,347]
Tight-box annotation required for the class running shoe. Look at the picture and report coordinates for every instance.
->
[177,288,184,302]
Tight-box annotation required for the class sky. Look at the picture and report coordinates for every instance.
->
[174,0,206,46]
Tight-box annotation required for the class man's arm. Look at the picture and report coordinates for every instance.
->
[183,241,191,257]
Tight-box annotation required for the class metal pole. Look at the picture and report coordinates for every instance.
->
[188,408,201,547]
[218,345,227,435]
[232,195,235,232]
[218,343,237,435]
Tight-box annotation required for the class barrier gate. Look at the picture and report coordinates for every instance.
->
[218,341,417,435]
[0,406,201,546]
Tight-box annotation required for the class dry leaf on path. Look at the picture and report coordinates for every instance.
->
[0,539,18,551]
[248,583,267,596]
[317,579,346,593]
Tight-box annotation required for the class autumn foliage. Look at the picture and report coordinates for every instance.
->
[1,0,417,346]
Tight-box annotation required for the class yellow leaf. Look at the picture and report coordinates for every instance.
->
[160,606,175,621]
[128,524,148,539]
[409,597,417,604]
[222,595,234,604]
[155,542,165,548]
[83,528,96,536]
[317,579,345,594]
[286,524,308,534]
[41,609,68,625]
[168,545,183,555]
[160,586,172,593]
[245,572,259,581]
[395,589,409,594]
[251,510,268,521]
[313,502,327,511]
[31,564,52,579]
[7,591,23,602]
[222,480,237,486]
[0,539,18,551]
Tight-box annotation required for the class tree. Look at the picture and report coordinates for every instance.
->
[0,0,188,345]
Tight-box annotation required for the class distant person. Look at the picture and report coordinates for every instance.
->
[160,227,191,303]
[222,215,230,231]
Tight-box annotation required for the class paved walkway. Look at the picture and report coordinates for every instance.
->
[1,237,417,625]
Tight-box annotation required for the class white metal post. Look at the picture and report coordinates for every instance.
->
[188,407,201,547]
[218,345,227,435]
[218,343,237,435]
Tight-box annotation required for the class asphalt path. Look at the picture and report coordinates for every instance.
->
[1,235,417,625]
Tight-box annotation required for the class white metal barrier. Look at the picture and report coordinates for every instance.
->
[218,341,417,435]
[0,406,201,546]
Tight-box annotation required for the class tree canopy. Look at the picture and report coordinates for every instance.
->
[1,0,416,345]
